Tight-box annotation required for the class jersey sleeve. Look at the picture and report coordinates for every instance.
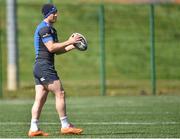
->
[39,27,53,43]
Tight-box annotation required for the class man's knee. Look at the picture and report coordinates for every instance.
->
[61,90,65,94]
[55,90,65,98]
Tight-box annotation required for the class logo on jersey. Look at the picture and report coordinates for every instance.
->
[40,77,45,81]
[42,33,50,38]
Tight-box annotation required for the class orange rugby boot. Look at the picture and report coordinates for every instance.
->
[28,130,49,137]
[61,123,83,134]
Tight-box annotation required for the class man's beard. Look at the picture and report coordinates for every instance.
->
[50,20,56,24]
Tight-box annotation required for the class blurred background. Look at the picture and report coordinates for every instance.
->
[0,0,180,98]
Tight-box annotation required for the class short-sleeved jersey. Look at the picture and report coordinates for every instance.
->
[34,21,58,64]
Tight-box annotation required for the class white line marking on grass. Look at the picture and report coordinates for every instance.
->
[44,111,178,115]
[0,121,179,125]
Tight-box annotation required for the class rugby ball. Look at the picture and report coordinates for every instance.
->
[73,33,88,51]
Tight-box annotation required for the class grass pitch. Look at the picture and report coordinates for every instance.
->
[0,95,180,138]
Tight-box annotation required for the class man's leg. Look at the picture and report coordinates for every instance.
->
[28,85,49,137]
[31,85,48,120]
[47,80,67,119]
[47,80,83,134]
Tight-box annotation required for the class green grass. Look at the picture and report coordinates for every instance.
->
[0,96,180,138]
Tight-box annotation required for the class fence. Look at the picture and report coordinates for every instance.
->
[0,1,180,97]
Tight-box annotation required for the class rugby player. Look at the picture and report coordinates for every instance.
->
[28,3,83,137]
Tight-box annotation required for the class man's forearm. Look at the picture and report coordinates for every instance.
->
[50,41,72,53]
[55,45,75,55]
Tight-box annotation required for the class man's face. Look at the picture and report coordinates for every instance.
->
[48,12,58,23]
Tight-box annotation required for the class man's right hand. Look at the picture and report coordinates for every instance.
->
[68,33,81,45]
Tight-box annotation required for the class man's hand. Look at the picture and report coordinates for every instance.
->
[68,33,81,45]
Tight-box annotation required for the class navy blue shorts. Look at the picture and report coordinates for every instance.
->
[33,60,59,85]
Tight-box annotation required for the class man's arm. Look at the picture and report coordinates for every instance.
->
[55,45,75,55]
[44,35,80,54]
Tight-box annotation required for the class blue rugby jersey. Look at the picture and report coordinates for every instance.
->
[34,21,58,63]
